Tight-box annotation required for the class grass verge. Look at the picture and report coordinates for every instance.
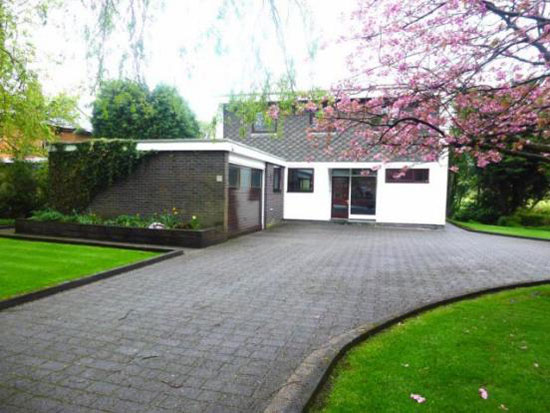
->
[310,285,550,412]
[0,218,15,226]
[451,220,550,240]
[0,237,158,300]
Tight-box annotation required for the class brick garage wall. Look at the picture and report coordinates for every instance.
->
[264,163,285,226]
[89,151,227,228]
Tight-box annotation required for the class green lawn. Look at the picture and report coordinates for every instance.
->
[0,238,158,300]
[451,220,550,240]
[310,285,550,412]
[0,218,15,226]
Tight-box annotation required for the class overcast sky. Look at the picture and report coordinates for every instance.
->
[31,1,357,126]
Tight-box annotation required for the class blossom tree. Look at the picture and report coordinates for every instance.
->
[250,1,550,168]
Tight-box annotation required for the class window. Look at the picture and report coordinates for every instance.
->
[352,169,376,177]
[251,169,262,188]
[332,169,349,177]
[252,113,276,133]
[288,168,314,192]
[229,165,262,189]
[385,168,429,183]
[240,167,251,188]
[229,165,240,188]
[273,167,282,192]
[308,112,316,126]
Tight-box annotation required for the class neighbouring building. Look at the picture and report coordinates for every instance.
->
[51,106,448,237]
[0,125,92,163]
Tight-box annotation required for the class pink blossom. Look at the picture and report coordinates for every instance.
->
[305,101,317,112]
[301,0,550,166]
[267,104,279,120]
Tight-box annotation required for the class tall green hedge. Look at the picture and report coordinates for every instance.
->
[0,161,48,218]
[49,139,147,213]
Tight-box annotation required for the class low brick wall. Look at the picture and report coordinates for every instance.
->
[15,219,227,248]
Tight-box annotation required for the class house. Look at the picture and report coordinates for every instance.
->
[63,106,448,236]
[0,125,92,163]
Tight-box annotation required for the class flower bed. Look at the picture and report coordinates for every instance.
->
[15,219,226,248]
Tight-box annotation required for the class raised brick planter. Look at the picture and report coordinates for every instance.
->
[15,219,227,248]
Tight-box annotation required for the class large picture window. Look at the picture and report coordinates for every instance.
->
[288,168,314,192]
[385,168,430,183]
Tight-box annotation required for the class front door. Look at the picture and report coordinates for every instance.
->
[331,176,349,218]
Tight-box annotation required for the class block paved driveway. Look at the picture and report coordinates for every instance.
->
[1,223,550,412]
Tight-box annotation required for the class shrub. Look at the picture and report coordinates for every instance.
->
[516,212,550,227]
[532,200,550,214]
[497,215,521,227]
[452,205,500,224]
[0,162,48,218]
[103,214,149,228]
[30,208,66,222]
[475,208,501,224]
[28,209,205,230]
[71,213,102,225]
[188,215,201,230]
[154,211,179,229]
[452,208,475,222]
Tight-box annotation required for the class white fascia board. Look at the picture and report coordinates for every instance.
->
[285,161,382,169]
[136,140,224,152]
[228,153,265,170]
[285,157,447,169]
[136,139,286,166]
[225,141,285,166]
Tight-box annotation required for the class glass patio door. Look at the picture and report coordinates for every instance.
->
[350,175,377,216]
[331,169,377,219]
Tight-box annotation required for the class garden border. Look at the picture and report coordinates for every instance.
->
[264,278,550,413]
[15,219,227,248]
[0,235,183,311]
[449,220,550,243]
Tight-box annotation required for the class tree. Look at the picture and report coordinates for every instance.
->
[240,1,550,168]
[451,153,550,222]
[476,156,550,217]
[0,1,77,160]
[91,79,200,139]
[148,85,200,139]
[91,79,153,139]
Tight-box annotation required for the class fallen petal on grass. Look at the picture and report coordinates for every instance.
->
[479,387,489,400]
[410,393,426,403]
